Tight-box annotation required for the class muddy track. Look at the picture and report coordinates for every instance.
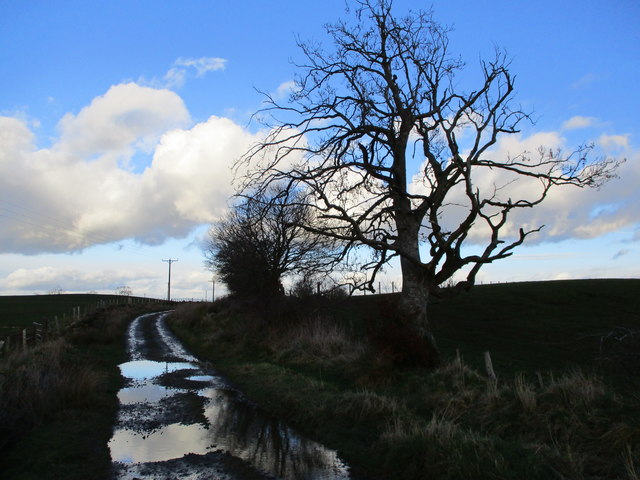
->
[109,311,352,480]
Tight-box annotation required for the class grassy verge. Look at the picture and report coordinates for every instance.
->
[167,280,640,480]
[0,303,167,480]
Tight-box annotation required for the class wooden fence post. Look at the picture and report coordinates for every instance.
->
[484,351,497,382]
[22,329,27,349]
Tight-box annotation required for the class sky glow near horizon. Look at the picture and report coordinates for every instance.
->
[1,0,639,299]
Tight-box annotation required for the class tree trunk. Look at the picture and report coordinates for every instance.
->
[398,255,440,366]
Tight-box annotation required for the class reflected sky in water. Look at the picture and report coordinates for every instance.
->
[109,312,351,479]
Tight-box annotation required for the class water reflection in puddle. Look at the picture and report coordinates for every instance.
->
[117,384,172,404]
[119,359,193,380]
[109,312,351,479]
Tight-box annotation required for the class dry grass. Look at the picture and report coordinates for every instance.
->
[541,368,607,410]
[166,299,640,479]
[624,445,640,480]
[398,355,640,479]
[0,338,104,451]
[514,373,537,412]
[332,390,406,423]
[270,314,367,367]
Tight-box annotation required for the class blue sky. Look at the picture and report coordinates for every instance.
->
[1,0,638,299]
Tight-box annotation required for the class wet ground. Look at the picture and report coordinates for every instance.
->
[109,311,352,480]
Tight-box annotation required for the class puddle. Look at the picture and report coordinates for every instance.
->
[187,375,216,382]
[119,359,194,380]
[109,311,352,479]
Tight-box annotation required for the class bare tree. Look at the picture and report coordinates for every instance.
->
[116,285,132,296]
[204,187,337,299]
[239,0,621,362]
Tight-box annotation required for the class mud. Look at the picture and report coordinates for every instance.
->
[109,311,352,480]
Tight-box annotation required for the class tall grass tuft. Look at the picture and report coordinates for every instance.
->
[414,356,640,480]
[514,373,537,412]
[271,314,366,367]
[0,338,103,451]
[541,368,606,410]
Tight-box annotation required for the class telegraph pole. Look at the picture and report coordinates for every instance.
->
[162,259,178,301]
[209,275,215,302]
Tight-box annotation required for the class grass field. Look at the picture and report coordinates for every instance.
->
[0,302,169,479]
[168,278,640,480]
[1,280,638,479]
[0,293,161,337]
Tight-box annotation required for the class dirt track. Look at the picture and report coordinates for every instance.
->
[109,311,351,480]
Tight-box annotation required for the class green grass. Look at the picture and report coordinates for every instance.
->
[0,302,168,479]
[167,279,640,480]
[429,279,640,375]
[0,293,162,338]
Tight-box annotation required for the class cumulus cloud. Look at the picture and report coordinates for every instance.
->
[57,83,190,159]
[0,83,260,254]
[599,133,630,150]
[562,115,597,130]
[409,126,640,246]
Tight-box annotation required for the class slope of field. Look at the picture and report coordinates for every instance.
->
[0,294,160,337]
[166,278,640,479]
[317,278,639,377]
[428,278,640,375]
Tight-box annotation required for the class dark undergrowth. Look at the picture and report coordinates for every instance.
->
[0,303,168,480]
[167,279,640,480]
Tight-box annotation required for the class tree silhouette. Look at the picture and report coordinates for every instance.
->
[204,188,336,299]
[239,0,621,363]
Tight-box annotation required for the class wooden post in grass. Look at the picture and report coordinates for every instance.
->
[484,351,497,382]
[33,322,42,343]
[22,329,27,349]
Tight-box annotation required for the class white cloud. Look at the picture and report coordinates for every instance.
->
[2,265,155,293]
[562,115,597,130]
[410,128,640,246]
[0,83,260,255]
[598,133,630,150]
[273,80,300,100]
[174,57,227,77]
[571,73,598,89]
[57,83,190,159]
[162,57,227,89]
